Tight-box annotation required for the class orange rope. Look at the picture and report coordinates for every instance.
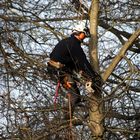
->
[68,93,73,140]
[68,94,72,128]
[54,80,60,111]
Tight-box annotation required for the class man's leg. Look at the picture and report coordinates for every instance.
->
[61,74,81,119]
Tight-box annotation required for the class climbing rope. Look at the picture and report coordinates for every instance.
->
[54,80,60,110]
[68,93,72,128]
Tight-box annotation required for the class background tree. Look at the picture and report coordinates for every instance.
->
[0,0,140,139]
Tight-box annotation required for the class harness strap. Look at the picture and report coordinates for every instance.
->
[48,59,65,69]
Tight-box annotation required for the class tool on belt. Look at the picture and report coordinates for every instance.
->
[48,59,65,69]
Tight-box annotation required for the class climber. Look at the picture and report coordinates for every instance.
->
[47,23,101,119]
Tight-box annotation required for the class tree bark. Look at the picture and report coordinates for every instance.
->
[89,0,99,72]
[89,0,104,139]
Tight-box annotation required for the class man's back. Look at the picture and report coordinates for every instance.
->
[50,34,97,77]
[50,35,81,70]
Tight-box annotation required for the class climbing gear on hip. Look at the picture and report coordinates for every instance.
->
[48,59,65,69]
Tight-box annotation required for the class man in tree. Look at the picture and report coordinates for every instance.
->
[48,24,101,119]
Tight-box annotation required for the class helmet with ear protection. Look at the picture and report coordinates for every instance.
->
[72,24,90,37]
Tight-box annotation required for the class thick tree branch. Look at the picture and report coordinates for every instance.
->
[106,110,140,121]
[102,28,140,82]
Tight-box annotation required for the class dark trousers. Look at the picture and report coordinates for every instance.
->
[47,64,81,119]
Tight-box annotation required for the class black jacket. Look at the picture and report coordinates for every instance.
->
[50,35,96,77]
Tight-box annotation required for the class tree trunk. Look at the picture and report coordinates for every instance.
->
[89,0,99,72]
[89,0,104,139]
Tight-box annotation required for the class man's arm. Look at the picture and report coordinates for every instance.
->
[70,45,96,77]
